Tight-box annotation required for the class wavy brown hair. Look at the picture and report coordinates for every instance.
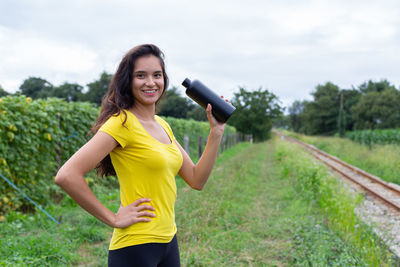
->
[90,44,169,177]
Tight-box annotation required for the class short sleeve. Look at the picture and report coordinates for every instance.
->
[99,113,130,148]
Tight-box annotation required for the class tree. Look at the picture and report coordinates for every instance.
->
[288,100,308,133]
[229,87,283,142]
[83,72,112,105]
[340,89,361,131]
[358,79,396,94]
[352,88,400,129]
[186,105,208,121]
[52,82,84,102]
[157,87,194,118]
[19,77,53,99]
[273,114,290,129]
[302,82,340,135]
[0,85,9,97]
[337,92,346,137]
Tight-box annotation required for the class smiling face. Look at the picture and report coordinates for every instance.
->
[131,55,165,107]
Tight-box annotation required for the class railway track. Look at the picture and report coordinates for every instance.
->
[277,132,400,213]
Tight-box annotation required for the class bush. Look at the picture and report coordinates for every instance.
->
[0,96,99,214]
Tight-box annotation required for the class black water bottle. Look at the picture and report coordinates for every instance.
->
[182,78,236,123]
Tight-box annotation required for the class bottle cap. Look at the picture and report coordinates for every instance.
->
[181,78,191,88]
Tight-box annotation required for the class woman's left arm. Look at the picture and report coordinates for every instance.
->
[175,103,225,190]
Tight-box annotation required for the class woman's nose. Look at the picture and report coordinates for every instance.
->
[145,77,156,86]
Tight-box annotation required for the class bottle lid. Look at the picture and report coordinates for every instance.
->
[182,78,191,88]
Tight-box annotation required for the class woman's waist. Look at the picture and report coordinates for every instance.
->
[110,216,177,250]
[109,223,177,250]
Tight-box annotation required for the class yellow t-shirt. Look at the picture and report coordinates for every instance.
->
[99,110,183,250]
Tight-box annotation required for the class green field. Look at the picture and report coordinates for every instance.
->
[0,138,397,266]
[346,128,400,146]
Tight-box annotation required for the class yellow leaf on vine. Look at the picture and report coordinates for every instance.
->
[7,132,14,142]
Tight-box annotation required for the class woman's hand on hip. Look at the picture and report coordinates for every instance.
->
[113,198,155,228]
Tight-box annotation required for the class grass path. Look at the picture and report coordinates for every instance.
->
[176,141,313,266]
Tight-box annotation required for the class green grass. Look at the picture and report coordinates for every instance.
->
[0,177,121,266]
[1,140,396,266]
[285,131,400,185]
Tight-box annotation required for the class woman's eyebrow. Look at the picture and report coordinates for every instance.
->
[134,70,162,73]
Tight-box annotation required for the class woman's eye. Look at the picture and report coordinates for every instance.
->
[136,74,145,78]
[154,73,162,78]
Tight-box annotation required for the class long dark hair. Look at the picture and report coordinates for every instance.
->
[90,44,169,177]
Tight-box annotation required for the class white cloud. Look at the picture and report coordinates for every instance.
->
[0,25,100,91]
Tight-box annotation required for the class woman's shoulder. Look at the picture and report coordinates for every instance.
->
[101,110,137,131]
[98,110,136,148]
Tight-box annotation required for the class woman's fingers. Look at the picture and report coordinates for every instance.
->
[206,103,212,117]
[132,198,152,207]
[135,204,155,212]
[136,217,152,222]
[206,104,218,124]
[206,103,225,126]
[114,198,156,228]
[206,103,211,114]
[137,211,156,218]
[220,95,229,102]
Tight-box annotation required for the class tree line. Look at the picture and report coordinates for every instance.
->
[0,72,112,104]
[0,73,284,142]
[286,79,400,136]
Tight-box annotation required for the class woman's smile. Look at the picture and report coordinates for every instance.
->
[142,89,158,96]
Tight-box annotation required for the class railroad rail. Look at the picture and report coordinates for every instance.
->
[276,131,400,212]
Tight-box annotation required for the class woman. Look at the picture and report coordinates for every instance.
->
[55,44,226,267]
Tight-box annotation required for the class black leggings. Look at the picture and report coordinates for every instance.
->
[108,235,180,267]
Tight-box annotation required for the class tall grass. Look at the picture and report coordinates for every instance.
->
[275,138,397,266]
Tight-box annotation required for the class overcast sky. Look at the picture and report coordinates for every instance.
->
[1,0,400,108]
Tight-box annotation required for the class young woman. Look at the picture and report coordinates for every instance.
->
[55,44,226,267]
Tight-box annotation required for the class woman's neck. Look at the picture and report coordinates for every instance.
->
[130,104,156,121]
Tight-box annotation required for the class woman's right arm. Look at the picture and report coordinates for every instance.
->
[55,131,155,228]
